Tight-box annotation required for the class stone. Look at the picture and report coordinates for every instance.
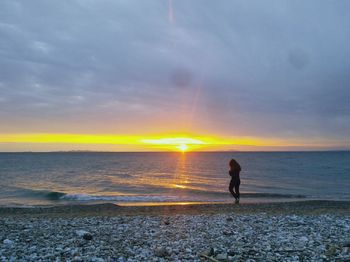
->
[227,249,236,256]
[83,233,93,241]
[75,230,89,237]
[154,247,168,257]
[3,239,13,247]
[342,247,350,255]
[223,229,234,236]
[201,247,214,256]
[29,253,37,260]
[299,236,308,242]
[325,245,338,256]
[72,256,83,262]
[216,253,227,261]
[165,247,172,255]
[92,257,104,262]
[75,230,93,240]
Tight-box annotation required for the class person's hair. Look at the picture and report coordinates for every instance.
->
[229,158,241,171]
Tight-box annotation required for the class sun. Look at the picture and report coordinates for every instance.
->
[176,144,188,152]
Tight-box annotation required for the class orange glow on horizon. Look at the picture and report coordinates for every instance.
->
[0,133,331,151]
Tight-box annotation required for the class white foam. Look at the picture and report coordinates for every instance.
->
[60,194,180,202]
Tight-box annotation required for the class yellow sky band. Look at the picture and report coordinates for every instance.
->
[0,133,275,146]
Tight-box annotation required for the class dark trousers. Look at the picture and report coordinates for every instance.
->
[229,179,240,199]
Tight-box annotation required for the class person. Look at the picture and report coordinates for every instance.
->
[229,158,241,204]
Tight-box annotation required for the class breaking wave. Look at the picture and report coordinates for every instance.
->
[19,188,307,203]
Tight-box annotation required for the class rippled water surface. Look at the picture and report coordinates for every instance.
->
[0,152,349,206]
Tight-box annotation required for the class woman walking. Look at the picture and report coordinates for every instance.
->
[229,158,241,204]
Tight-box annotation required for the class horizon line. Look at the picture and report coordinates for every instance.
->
[1,149,349,153]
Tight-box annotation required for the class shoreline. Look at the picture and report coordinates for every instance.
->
[1,200,349,217]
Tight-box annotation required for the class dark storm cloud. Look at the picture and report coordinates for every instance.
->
[0,0,350,142]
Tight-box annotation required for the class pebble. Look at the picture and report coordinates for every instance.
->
[216,253,227,260]
[75,230,93,240]
[154,247,168,257]
[227,248,235,256]
[342,247,350,255]
[72,256,82,262]
[300,236,309,242]
[75,230,89,237]
[83,233,93,241]
[2,239,13,247]
[0,213,349,261]
[92,257,104,262]
[201,247,214,256]
[223,229,234,236]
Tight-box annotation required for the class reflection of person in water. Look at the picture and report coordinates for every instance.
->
[229,159,241,204]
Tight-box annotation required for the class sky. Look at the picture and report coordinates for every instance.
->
[0,0,350,151]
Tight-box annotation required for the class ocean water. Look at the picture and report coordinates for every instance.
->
[0,152,349,206]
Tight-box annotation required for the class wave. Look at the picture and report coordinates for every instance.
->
[45,191,67,200]
[24,191,168,202]
[19,189,68,200]
[12,188,180,202]
[59,192,306,202]
[48,191,307,202]
[9,187,307,203]
[60,194,179,202]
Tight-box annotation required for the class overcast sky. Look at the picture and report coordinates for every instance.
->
[1,0,350,150]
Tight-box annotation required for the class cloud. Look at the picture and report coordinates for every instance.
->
[0,0,350,145]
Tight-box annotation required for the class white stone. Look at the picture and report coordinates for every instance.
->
[3,239,13,246]
[216,253,228,261]
[72,256,82,262]
[75,230,89,237]
[92,258,104,262]
[299,236,308,242]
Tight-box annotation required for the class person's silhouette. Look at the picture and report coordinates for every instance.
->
[229,158,241,204]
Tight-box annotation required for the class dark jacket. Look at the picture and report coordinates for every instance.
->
[229,169,240,181]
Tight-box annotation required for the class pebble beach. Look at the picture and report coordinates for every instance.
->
[1,201,350,262]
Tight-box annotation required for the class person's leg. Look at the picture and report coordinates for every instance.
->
[235,180,240,200]
[229,180,237,199]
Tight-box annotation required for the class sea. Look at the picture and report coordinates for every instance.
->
[0,151,349,206]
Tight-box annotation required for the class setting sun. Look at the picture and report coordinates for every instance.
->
[176,144,189,152]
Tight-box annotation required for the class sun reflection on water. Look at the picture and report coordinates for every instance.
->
[170,153,189,193]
